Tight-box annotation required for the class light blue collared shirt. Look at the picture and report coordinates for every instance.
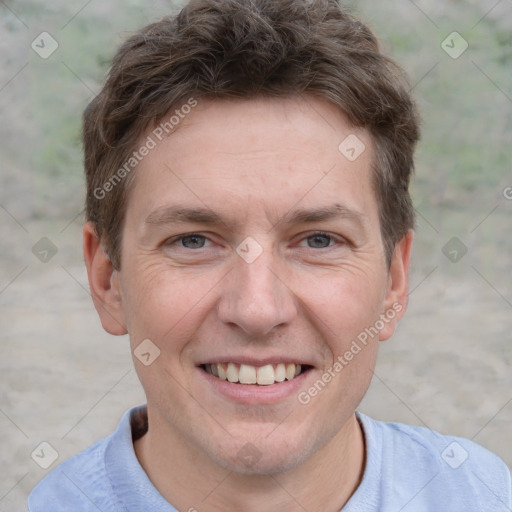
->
[28,405,512,511]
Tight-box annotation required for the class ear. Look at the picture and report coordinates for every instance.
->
[379,230,413,341]
[83,221,127,335]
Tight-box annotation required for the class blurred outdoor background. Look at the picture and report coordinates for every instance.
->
[1,0,511,510]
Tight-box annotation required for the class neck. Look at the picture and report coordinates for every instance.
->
[134,409,365,512]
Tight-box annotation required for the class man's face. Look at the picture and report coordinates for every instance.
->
[96,96,409,473]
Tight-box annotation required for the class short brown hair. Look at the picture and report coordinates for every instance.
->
[83,0,420,269]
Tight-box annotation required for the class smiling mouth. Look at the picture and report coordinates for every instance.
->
[200,362,313,386]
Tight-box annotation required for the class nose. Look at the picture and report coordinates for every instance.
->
[217,245,298,337]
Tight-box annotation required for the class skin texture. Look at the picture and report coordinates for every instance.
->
[83,96,412,511]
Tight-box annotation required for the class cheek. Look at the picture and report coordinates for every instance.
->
[297,265,386,346]
[121,262,219,398]
[120,259,217,348]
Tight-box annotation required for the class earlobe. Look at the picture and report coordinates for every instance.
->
[83,222,128,335]
[379,230,414,341]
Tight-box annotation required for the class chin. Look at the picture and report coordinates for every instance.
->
[206,428,319,476]
[217,449,309,476]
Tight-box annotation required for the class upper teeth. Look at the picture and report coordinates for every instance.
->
[205,363,302,385]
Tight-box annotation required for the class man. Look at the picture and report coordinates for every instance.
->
[28,0,511,510]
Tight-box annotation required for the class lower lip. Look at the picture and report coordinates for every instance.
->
[197,367,314,405]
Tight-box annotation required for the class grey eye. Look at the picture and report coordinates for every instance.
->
[307,234,332,249]
[181,235,207,249]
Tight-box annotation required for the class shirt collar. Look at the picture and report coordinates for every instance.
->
[104,405,178,512]
[104,406,378,511]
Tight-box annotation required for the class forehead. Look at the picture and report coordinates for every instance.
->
[126,95,379,232]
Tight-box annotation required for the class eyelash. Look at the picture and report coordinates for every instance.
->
[165,231,346,250]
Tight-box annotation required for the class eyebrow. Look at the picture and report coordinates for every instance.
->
[144,203,367,230]
[145,206,224,226]
[280,204,366,227]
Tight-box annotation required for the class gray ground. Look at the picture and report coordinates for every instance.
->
[1,0,511,510]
